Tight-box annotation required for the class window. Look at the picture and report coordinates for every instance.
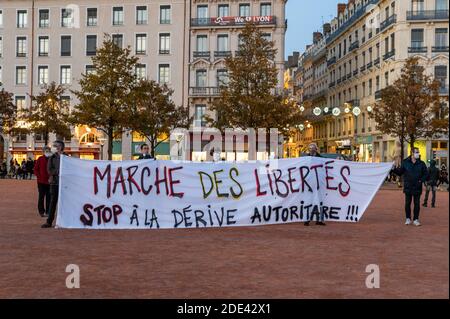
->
[368,79,373,95]
[0,10,3,27]
[197,35,208,51]
[87,8,97,26]
[194,105,206,127]
[135,64,146,80]
[376,76,380,91]
[135,34,147,55]
[39,9,49,28]
[262,33,272,41]
[435,28,448,47]
[239,4,251,17]
[218,4,229,17]
[61,8,73,27]
[0,37,2,57]
[16,66,27,85]
[159,33,170,54]
[217,69,228,86]
[435,65,447,89]
[112,34,123,48]
[85,65,95,75]
[61,35,71,56]
[113,7,124,25]
[15,96,26,110]
[16,37,27,57]
[17,10,27,28]
[197,5,208,19]
[136,6,147,24]
[196,70,207,87]
[384,72,389,87]
[411,0,424,12]
[436,0,448,10]
[260,3,272,16]
[217,35,229,52]
[38,66,49,85]
[158,64,170,84]
[60,65,71,84]
[160,5,171,24]
[61,96,71,109]
[38,36,49,56]
[86,35,97,55]
[411,29,424,48]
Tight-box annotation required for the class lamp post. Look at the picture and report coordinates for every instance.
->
[98,137,106,160]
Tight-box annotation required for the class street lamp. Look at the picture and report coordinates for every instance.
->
[98,137,106,160]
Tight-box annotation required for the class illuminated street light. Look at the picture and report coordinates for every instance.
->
[332,107,341,116]
[367,105,373,112]
[352,106,361,116]
[313,107,322,116]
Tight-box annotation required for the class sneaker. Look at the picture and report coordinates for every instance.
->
[405,218,412,225]
[413,220,421,227]
[41,223,52,228]
[316,221,326,226]
[304,221,310,226]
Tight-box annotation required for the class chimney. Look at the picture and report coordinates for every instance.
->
[337,3,347,15]
[313,32,323,44]
[323,23,331,36]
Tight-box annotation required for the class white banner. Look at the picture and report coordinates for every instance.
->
[56,156,391,229]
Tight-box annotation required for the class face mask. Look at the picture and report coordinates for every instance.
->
[413,152,420,159]
[51,146,58,153]
[44,152,52,157]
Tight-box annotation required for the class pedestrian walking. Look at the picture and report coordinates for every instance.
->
[26,157,34,179]
[304,143,326,226]
[34,147,52,217]
[437,164,449,190]
[423,160,440,208]
[41,141,66,228]
[394,147,428,226]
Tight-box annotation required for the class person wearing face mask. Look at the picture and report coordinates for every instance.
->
[394,147,428,226]
[304,143,326,226]
[42,140,66,228]
[34,146,52,217]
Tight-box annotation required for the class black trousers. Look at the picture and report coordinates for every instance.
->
[37,183,50,215]
[405,193,421,220]
[46,184,59,225]
[424,185,437,206]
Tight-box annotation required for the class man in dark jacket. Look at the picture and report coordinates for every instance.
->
[137,144,153,160]
[423,160,440,208]
[34,146,52,217]
[394,147,428,226]
[42,140,66,228]
[304,143,326,226]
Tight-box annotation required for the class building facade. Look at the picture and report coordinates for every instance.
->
[0,0,287,164]
[292,0,448,165]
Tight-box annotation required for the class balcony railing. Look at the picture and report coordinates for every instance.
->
[360,65,366,72]
[408,46,428,53]
[432,46,449,53]
[380,14,397,32]
[214,51,232,58]
[383,49,396,60]
[193,51,211,59]
[327,56,337,66]
[366,61,373,69]
[191,16,276,27]
[406,10,449,21]
[353,69,358,76]
[189,87,222,96]
[346,73,352,80]
[349,40,360,52]
[374,57,380,66]
[337,78,342,84]
[329,81,336,88]
[159,49,170,55]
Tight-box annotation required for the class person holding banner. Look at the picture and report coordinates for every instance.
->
[394,147,428,227]
[304,143,326,227]
[42,141,66,228]
[137,144,153,160]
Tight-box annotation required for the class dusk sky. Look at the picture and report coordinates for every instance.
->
[285,0,342,59]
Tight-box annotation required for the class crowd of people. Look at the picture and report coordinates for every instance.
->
[0,158,35,179]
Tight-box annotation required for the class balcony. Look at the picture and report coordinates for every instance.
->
[360,65,366,72]
[327,56,337,66]
[191,16,276,27]
[346,73,352,80]
[329,81,336,88]
[214,51,232,58]
[374,57,380,66]
[380,14,397,32]
[159,49,170,55]
[408,46,428,54]
[375,90,382,100]
[432,46,449,53]
[366,61,373,69]
[193,51,211,59]
[406,10,449,21]
[349,40,360,52]
[189,87,222,97]
[312,89,327,100]
[353,69,358,76]
[383,49,395,60]
[337,78,342,84]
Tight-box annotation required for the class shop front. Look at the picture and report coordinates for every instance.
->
[355,136,373,162]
